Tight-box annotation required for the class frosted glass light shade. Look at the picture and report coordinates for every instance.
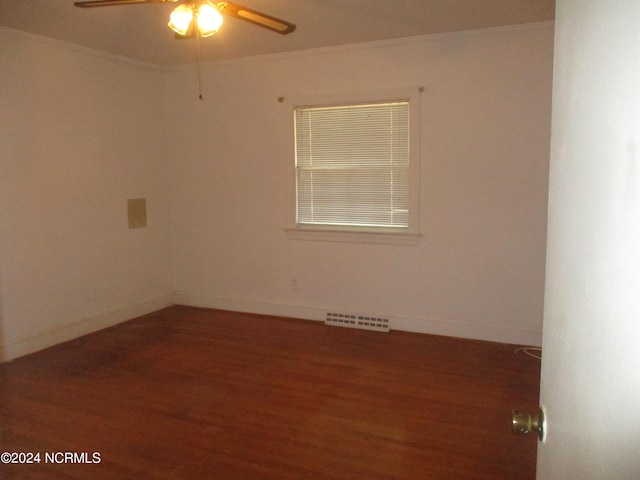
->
[197,4,223,37]
[168,4,194,36]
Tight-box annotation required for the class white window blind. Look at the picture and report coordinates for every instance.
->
[294,101,410,230]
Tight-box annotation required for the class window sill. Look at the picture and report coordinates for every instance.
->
[284,227,421,245]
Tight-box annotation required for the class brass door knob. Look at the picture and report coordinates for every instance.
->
[511,407,545,441]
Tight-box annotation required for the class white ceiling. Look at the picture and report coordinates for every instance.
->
[0,0,555,66]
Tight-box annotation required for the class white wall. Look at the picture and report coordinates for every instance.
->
[166,23,554,345]
[0,22,553,362]
[0,30,173,361]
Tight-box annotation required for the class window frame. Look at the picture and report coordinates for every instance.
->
[284,87,422,245]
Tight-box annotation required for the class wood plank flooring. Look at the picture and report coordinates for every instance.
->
[0,306,541,479]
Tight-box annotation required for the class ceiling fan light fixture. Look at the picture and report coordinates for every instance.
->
[168,2,223,38]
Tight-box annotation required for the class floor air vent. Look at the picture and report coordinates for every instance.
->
[325,312,390,332]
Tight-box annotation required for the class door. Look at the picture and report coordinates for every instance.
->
[537,1,640,478]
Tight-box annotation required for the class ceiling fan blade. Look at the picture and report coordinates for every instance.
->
[216,2,296,34]
[74,0,178,7]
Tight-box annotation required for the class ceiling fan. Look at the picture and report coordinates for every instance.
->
[74,0,296,38]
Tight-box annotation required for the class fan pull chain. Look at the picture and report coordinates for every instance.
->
[195,22,204,100]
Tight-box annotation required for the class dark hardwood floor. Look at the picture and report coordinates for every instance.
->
[0,306,540,479]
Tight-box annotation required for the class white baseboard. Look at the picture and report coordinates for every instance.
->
[0,295,173,363]
[172,293,542,347]
[0,293,541,363]
[391,314,542,347]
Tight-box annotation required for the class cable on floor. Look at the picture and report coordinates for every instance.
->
[514,347,542,360]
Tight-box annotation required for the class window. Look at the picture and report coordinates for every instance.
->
[289,89,421,243]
